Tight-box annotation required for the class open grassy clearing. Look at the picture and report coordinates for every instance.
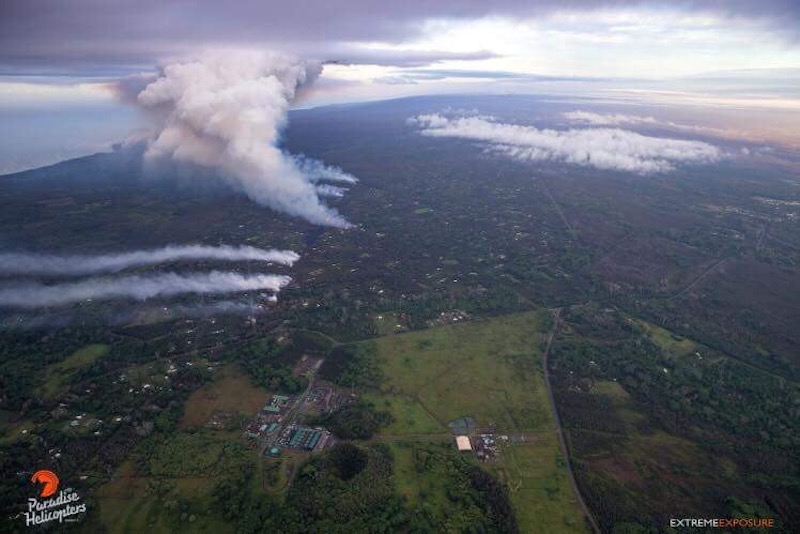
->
[38,343,109,399]
[366,312,588,533]
[180,365,269,429]
[384,441,422,503]
[494,433,587,534]
[632,319,697,357]
[363,391,443,435]
[371,312,553,432]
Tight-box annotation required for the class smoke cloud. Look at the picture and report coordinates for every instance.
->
[411,113,722,174]
[111,300,269,324]
[136,51,355,227]
[0,271,291,309]
[1,300,271,329]
[164,301,268,318]
[0,245,299,276]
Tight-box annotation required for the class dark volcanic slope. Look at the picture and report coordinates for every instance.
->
[1,94,799,531]
[2,95,799,376]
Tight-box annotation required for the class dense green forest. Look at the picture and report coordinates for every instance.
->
[549,305,800,532]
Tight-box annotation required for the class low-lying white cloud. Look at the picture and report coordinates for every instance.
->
[412,114,722,173]
[0,245,299,276]
[0,271,291,308]
[136,50,356,227]
[562,111,660,127]
[562,110,749,143]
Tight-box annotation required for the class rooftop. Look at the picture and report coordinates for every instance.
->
[455,435,472,451]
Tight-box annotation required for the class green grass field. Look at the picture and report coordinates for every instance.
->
[494,433,586,534]
[363,391,444,434]
[39,343,109,399]
[633,319,697,357]
[180,366,269,429]
[384,441,423,503]
[371,312,553,432]
[365,312,589,533]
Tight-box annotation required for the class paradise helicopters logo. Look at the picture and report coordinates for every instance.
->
[24,469,87,527]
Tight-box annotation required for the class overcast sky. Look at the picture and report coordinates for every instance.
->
[1,0,799,173]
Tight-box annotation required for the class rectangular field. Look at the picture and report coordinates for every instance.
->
[366,311,589,533]
[371,312,553,433]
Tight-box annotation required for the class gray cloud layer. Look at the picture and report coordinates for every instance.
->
[0,271,291,308]
[0,245,299,276]
[411,113,722,173]
[137,51,354,226]
[1,1,797,74]
[326,49,500,68]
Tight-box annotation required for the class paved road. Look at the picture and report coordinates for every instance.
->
[541,308,602,534]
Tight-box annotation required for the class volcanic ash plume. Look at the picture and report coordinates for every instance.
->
[0,245,299,276]
[0,271,291,308]
[136,51,355,227]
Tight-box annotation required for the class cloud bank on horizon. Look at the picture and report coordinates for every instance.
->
[136,51,355,227]
[0,1,797,75]
[411,113,722,173]
[0,244,299,276]
[0,271,291,309]
[0,0,798,174]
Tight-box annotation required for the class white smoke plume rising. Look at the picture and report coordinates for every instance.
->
[0,271,291,308]
[0,245,299,276]
[292,155,358,184]
[136,51,355,227]
[315,184,348,198]
[411,114,722,174]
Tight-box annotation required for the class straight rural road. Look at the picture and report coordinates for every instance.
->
[541,308,602,534]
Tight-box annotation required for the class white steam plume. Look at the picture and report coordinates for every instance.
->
[292,155,358,184]
[0,271,291,309]
[411,114,722,174]
[315,184,347,198]
[136,51,355,227]
[0,245,299,276]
